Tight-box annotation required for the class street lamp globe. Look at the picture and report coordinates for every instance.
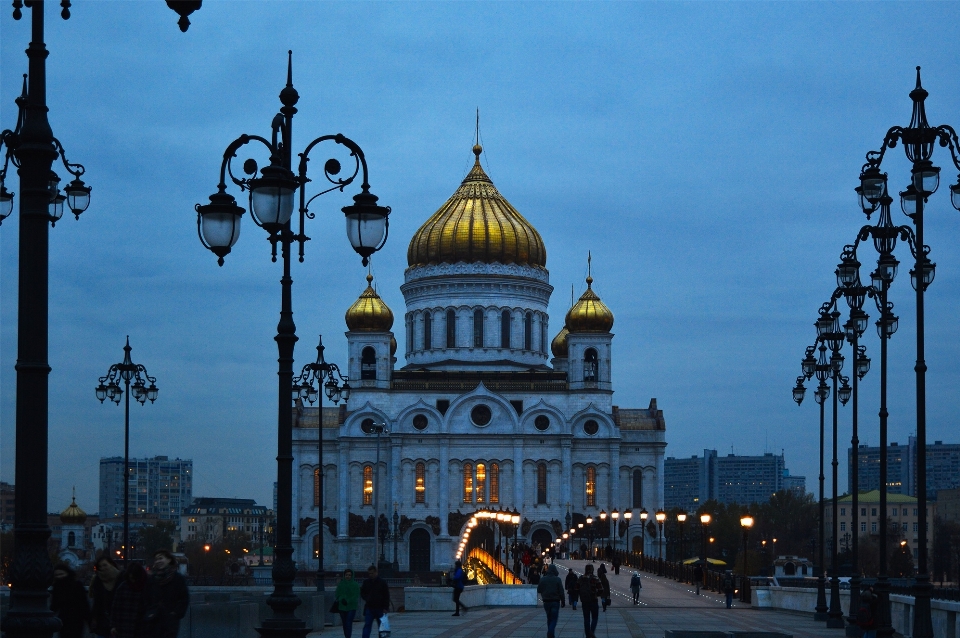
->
[196,191,245,266]
[655,510,666,524]
[740,514,754,529]
[342,188,391,266]
[700,513,711,525]
[249,163,298,231]
[677,511,687,524]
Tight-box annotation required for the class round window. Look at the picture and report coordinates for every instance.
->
[471,405,492,426]
[534,415,550,431]
[412,414,428,430]
[583,419,599,435]
[361,418,375,434]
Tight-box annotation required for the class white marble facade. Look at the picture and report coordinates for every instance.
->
[290,149,666,574]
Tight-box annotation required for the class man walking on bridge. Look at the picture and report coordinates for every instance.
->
[537,564,565,638]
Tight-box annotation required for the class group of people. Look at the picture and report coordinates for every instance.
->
[50,550,189,638]
[331,565,392,638]
[533,562,635,638]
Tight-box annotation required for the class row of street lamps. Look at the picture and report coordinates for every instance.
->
[794,68,960,638]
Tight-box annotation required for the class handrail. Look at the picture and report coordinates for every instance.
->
[468,547,523,585]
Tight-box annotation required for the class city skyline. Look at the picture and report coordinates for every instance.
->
[2,2,959,513]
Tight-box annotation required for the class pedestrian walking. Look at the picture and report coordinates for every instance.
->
[536,564,565,638]
[857,587,878,638]
[629,573,642,605]
[334,568,361,638]
[598,570,611,612]
[564,569,579,610]
[596,563,606,578]
[110,563,151,638]
[577,564,603,638]
[50,562,90,638]
[611,555,621,575]
[450,560,468,616]
[359,565,391,638]
[89,555,121,638]
[722,570,735,609]
[528,565,541,585]
[693,563,704,596]
[146,549,189,638]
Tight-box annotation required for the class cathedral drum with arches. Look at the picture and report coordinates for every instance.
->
[291,144,666,574]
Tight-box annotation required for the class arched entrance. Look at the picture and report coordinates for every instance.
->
[530,528,553,551]
[631,535,643,552]
[409,528,431,573]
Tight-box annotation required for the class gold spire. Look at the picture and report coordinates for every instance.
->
[565,255,614,333]
[60,491,87,525]
[407,145,547,268]
[345,273,394,332]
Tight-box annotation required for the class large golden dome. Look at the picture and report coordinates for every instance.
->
[60,496,87,525]
[345,274,394,332]
[565,275,614,333]
[551,326,569,358]
[407,145,547,268]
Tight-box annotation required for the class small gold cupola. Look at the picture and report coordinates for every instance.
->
[551,326,569,358]
[565,257,614,333]
[345,274,394,332]
[60,494,87,525]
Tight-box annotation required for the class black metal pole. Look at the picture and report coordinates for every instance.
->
[316,384,324,592]
[846,339,862,638]
[876,283,893,638]
[827,369,844,628]
[123,376,130,566]
[815,378,828,620]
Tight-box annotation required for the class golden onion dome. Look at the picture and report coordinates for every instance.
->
[60,496,87,525]
[345,274,394,332]
[390,335,398,356]
[551,326,569,358]
[407,145,547,268]
[565,275,614,333]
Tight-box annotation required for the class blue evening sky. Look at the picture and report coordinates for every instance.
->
[2,2,959,514]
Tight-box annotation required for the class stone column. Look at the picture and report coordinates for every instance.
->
[391,438,402,513]
[561,441,572,513]
[338,445,349,537]
[610,445,621,510]
[439,439,450,536]
[513,441,524,511]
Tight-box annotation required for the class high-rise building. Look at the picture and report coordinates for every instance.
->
[848,437,960,500]
[664,450,800,509]
[99,456,192,521]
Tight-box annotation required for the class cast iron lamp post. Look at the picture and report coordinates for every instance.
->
[392,506,400,573]
[655,510,666,576]
[292,335,349,592]
[366,423,388,569]
[195,53,389,638]
[677,511,687,570]
[699,513,711,573]
[740,513,754,602]
[622,510,632,553]
[585,517,595,561]
[599,510,608,558]
[855,68,960,638]
[611,509,620,553]
[639,509,649,570]
[95,338,159,566]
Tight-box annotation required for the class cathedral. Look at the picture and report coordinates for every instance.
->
[291,144,666,574]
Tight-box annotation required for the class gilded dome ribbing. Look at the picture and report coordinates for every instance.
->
[60,497,87,525]
[565,276,614,333]
[551,326,569,358]
[407,145,547,268]
[345,274,394,332]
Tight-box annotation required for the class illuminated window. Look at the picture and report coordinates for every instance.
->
[473,309,484,347]
[463,463,473,503]
[415,462,425,503]
[476,463,486,503]
[314,468,321,507]
[537,463,547,505]
[490,463,499,504]
[423,312,432,350]
[501,310,511,348]
[446,309,457,348]
[363,465,373,505]
[586,466,596,507]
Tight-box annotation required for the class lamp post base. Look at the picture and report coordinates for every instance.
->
[912,574,934,638]
[814,575,828,621]
[827,575,845,628]
[845,574,863,637]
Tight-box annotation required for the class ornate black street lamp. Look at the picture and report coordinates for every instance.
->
[855,68,960,638]
[585,516,595,561]
[95,338,159,565]
[677,511,687,570]
[293,335,349,592]
[639,508,649,570]
[622,509,632,553]
[655,510,666,576]
[699,513,711,575]
[196,53,389,638]
[805,344,831,621]
[611,509,620,553]
[740,513,754,602]
[366,423,388,568]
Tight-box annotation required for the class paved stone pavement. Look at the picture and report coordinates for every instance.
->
[311,559,850,637]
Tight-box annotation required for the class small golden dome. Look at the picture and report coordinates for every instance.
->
[345,274,394,332]
[390,335,398,356]
[565,275,614,333]
[60,497,87,525]
[551,326,569,358]
[407,145,547,268]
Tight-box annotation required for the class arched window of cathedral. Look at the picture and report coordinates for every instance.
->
[446,309,457,348]
[361,347,377,380]
[363,465,373,505]
[415,462,426,503]
[585,465,597,507]
[537,463,548,504]
[473,309,484,347]
[423,311,432,350]
[463,463,474,503]
[524,312,532,350]
[407,318,413,353]
[584,348,599,382]
[314,467,321,507]
[501,310,511,349]
[68,531,76,547]
[540,317,547,354]
[632,469,643,509]
[476,463,486,503]
[490,463,500,503]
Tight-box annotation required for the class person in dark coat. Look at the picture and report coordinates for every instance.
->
[359,565,390,638]
[597,570,611,612]
[564,569,579,610]
[146,550,189,638]
[577,564,603,638]
[629,573,642,605]
[536,564,565,638]
[111,563,151,638]
[89,556,121,638]
[450,560,468,616]
[50,562,90,638]
[693,563,704,595]
[611,555,621,575]
[722,570,735,609]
